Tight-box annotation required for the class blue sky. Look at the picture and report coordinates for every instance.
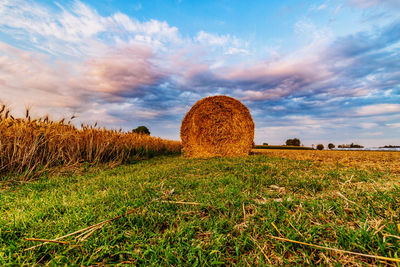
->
[0,0,399,146]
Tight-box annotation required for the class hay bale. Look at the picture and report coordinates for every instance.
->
[180,95,254,158]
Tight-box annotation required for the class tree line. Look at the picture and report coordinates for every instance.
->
[261,138,366,150]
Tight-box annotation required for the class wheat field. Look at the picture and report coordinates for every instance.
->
[0,105,181,180]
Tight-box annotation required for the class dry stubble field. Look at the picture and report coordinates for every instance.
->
[253,149,400,174]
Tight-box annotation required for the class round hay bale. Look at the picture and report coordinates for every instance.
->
[180,95,254,158]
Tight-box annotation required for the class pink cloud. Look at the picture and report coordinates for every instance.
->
[216,53,333,100]
[81,45,162,93]
[355,104,400,116]
[0,41,164,119]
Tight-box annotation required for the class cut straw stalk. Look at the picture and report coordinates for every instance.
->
[24,238,71,245]
[78,226,100,242]
[161,200,202,205]
[24,209,138,251]
[76,225,103,242]
[250,237,272,264]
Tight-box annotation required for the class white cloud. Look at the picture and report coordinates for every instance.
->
[196,31,231,46]
[334,4,343,14]
[0,0,106,42]
[225,47,249,55]
[355,104,400,116]
[112,13,181,44]
[347,0,400,8]
[387,122,400,128]
[360,122,378,129]
[0,0,182,56]
[195,31,249,55]
[0,0,248,60]
[363,131,383,136]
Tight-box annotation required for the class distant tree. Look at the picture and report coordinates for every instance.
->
[132,126,150,135]
[285,138,301,146]
[263,142,268,146]
[316,144,324,150]
[381,145,400,148]
[292,138,301,146]
[328,143,335,150]
[338,143,364,148]
[350,143,364,148]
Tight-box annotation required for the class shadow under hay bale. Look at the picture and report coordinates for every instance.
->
[180,95,254,158]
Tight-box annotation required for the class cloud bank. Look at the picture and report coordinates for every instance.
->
[0,0,399,146]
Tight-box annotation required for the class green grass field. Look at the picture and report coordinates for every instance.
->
[1,154,399,265]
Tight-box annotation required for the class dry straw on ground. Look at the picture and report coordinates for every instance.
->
[180,95,254,158]
[252,149,400,173]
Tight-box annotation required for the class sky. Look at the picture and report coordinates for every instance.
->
[0,0,399,147]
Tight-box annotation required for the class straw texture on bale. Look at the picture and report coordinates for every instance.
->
[180,95,254,158]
